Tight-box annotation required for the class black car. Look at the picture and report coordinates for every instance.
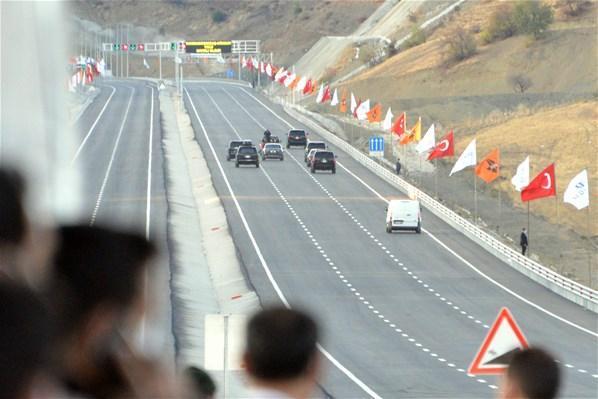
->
[226,140,243,161]
[304,141,327,162]
[235,146,259,168]
[286,129,307,148]
[310,150,336,174]
[261,143,284,161]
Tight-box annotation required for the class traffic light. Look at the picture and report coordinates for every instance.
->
[130,43,137,51]
[113,43,119,51]
[137,43,145,51]
[178,41,186,51]
[170,42,176,50]
[121,43,129,51]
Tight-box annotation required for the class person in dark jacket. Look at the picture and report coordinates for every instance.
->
[520,228,528,256]
[395,158,402,175]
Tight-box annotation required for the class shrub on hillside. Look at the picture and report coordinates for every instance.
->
[403,26,426,50]
[508,73,533,94]
[444,27,477,63]
[512,0,554,39]
[211,10,227,23]
[558,0,590,17]
[293,2,302,15]
[481,6,517,44]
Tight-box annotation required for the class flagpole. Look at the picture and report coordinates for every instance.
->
[434,158,438,198]
[498,186,502,233]
[474,173,478,224]
[527,202,530,255]
[588,205,593,289]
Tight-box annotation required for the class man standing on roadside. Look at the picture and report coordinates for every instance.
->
[395,158,402,175]
[520,228,528,256]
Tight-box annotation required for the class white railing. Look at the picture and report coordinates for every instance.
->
[285,104,598,313]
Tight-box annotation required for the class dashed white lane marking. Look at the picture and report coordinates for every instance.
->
[226,87,598,383]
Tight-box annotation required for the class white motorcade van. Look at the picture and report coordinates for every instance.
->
[385,199,422,234]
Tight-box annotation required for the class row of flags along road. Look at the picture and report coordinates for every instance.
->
[241,56,590,210]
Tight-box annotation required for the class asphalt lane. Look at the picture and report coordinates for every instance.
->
[185,82,597,398]
[72,79,171,357]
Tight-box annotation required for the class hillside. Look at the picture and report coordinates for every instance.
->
[70,0,382,65]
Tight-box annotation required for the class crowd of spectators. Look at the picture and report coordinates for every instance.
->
[0,167,562,399]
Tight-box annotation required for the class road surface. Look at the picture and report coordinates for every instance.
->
[184,81,597,398]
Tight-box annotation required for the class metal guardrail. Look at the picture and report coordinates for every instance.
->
[285,104,598,313]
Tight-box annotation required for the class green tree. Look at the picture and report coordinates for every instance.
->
[211,10,227,23]
[482,6,517,44]
[512,0,554,39]
[403,26,426,49]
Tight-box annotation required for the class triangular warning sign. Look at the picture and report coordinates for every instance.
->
[468,307,528,375]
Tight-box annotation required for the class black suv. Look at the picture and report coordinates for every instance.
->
[304,141,327,162]
[310,150,336,174]
[235,146,259,168]
[226,140,243,161]
[286,129,307,148]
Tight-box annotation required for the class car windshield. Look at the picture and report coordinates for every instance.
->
[229,141,242,147]
[238,147,256,154]
[265,144,281,150]
[314,151,334,159]
[290,130,306,137]
[309,142,326,149]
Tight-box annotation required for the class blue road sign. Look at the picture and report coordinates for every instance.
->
[369,136,384,156]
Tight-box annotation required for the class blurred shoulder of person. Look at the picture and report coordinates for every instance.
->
[0,280,53,399]
[243,307,321,399]
[184,366,216,399]
[499,347,560,399]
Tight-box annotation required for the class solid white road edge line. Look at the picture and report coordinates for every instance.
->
[185,87,383,399]
[89,86,135,226]
[146,86,154,240]
[72,85,117,163]
[238,87,598,338]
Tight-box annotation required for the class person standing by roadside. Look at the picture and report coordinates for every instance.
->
[395,158,402,175]
[520,228,528,256]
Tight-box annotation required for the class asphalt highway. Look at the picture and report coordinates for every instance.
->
[184,81,597,398]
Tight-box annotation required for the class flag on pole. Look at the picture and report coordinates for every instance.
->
[289,75,301,90]
[316,84,325,103]
[416,124,435,154]
[356,99,370,121]
[266,63,273,77]
[274,67,285,81]
[277,71,289,84]
[296,76,307,92]
[330,88,339,106]
[427,130,454,160]
[143,58,150,69]
[563,169,589,210]
[340,90,347,113]
[521,163,556,202]
[382,108,394,131]
[247,57,254,70]
[310,81,318,94]
[475,149,500,183]
[511,156,530,192]
[303,79,313,95]
[391,112,406,137]
[450,139,477,176]
[367,103,383,123]
[350,92,357,114]
[400,117,421,145]
[322,85,332,103]
[242,56,247,68]
[284,73,296,87]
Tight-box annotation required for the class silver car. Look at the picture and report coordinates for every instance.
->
[261,143,284,161]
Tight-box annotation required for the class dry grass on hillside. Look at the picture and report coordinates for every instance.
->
[458,101,598,236]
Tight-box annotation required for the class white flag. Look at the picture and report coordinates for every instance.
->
[450,139,476,176]
[511,156,530,191]
[416,124,435,154]
[143,58,150,69]
[274,67,285,81]
[241,56,247,68]
[350,92,357,114]
[356,99,370,120]
[316,84,324,103]
[266,63,273,77]
[564,169,589,210]
[296,76,307,92]
[330,89,339,106]
[382,108,394,131]
[284,73,296,87]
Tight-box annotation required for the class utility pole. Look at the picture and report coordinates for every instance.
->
[159,50,162,81]
[126,24,129,78]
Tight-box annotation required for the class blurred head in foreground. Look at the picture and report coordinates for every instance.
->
[185,366,216,399]
[244,307,321,399]
[0,281,52,399]
[499,347,560,399]
[47,224,156,398]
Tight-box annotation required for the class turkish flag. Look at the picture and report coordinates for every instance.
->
[521,163,556,202]
[427,130,454,161]
[303,79,312,95]
[475,148,500,183]
[367,103,382,123]
[322,85,332,102]
[339,90,347,113]
[391,112,406,136]
[277,71,288,84]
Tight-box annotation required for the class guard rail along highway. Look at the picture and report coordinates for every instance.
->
[284,103,598,313]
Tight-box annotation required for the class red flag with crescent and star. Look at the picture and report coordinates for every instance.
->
[427,130,454,161]
[521,163,556,202]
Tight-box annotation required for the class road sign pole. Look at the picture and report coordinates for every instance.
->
[237,54,241,81]
[126,25,129,78]
[159,50,162,81]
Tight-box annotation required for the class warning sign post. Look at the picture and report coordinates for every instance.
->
[468,307,529,375]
